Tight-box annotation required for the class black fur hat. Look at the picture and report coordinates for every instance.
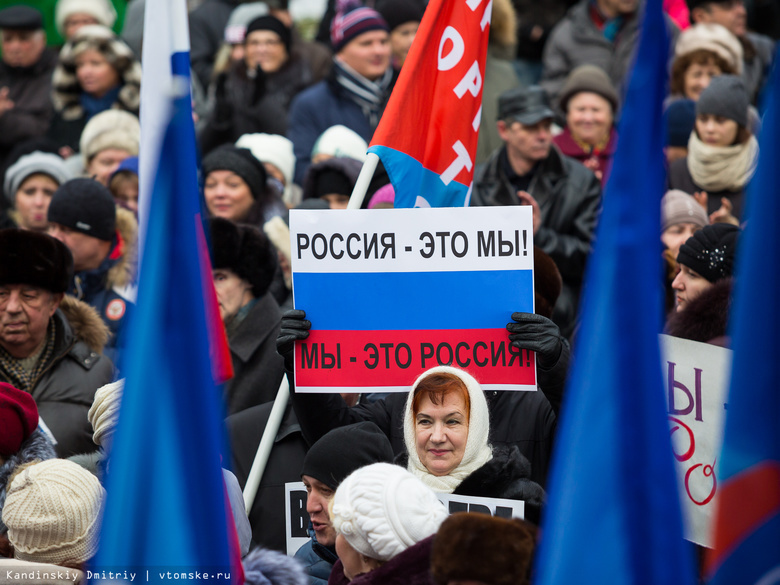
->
[209,218,276,298]
[0,229,73,293]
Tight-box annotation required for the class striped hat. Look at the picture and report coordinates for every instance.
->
[330,0,389,53]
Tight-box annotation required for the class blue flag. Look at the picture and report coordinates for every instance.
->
[91,4,239,579]
[532,0,696,583]
[705,54,780,584]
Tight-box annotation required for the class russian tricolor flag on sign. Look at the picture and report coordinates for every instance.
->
[291,207,537,393]
[368,0,491,208]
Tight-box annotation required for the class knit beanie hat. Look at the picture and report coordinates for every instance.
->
[314,168,353,199]
[330,462,448,562]
[79,109,141,168]
[48,178,117,242]
[661,190,708,232]
[55,0,117,36]
[677,223,740,283]
[330,0,389,54]
[0,382,39,456]
[4,151,72,204]
[430,513,537,585]
[88,379,123,448]
[674,23,743,74]
[368,183,394,209]
[202,146,268,202]
[236,133,295,189]
[376,0,425,32]
[666,99,697,147]
[301,422,394,489]
[557,64,619,115]
[311,125,368,162]
[696,74,749,128]
[0,229,73,293]
[403,366,493,494]
[3,459,104,567]
[209,217,277,298]
[246,15,292,54]
[224,2,269,44]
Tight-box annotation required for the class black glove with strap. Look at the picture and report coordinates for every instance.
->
[277,309,311,371]
[506,312,565,370]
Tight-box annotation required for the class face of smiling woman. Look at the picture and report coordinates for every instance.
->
[414,390,469,477]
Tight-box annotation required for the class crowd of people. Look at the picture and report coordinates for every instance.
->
[0,0,774,583]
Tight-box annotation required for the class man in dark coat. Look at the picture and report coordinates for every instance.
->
[0,6,57,167]
[471,85,601,338]
[0,229,114,457]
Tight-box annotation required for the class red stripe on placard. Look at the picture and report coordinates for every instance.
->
[294,329,536,390]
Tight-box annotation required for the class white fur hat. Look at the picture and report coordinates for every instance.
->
[55,0,117,37]
[330,462,448,562]
[3,459,104,567]
[674,23,743,75]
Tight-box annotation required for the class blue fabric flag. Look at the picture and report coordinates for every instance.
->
[705,54,780,584]
[532,0,696,583]
[90,84,236,584]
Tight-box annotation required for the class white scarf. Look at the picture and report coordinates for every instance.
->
[687,132,759,193]
[403,366,493,494]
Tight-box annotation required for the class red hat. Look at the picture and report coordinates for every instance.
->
[0,383,39,456]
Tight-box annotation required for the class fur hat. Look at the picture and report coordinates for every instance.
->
[224,2,269,44]
[677,223,740,283]
[4,151,72,204]
[209,217,276,298]
[674,23,743,74]
[330,462,448,561]
[88,379,123,448]
[52,25,141,121]
[48,178,117,242]
[300,422,394,490]
[557,64,619,115]
[0,229,73,293]
[696,74,749,128]
[533,247,562,320]
[55,0,117,36]
[330,0,389,54]
[3,459,104,567]
[79,110,140,168]
[0,383,39,456]
[202,146,268,202]
[311,125,368,162]
[661,190,708,232]
[430,513,537,585]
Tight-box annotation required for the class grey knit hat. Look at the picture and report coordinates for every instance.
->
[661,190,708,232]
[3,459,104,567]
[696,74,749,128]
[4,151,72,204]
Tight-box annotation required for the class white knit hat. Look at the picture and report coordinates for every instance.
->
[330,462,448,562]
[88,379,124,447]
[55,0,117,36]
[403,366,493,494]
[79,110,140,168]
[674,23,743,75]
[2,459,105,567]
[311,125,368,162]
[236,132,296,191]
[4,151,72,204]
[224,2,270,44]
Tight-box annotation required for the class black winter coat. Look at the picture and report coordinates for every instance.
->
[471,145,601,337]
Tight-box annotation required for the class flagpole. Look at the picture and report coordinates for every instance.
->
[347,152,379,210]
[242,376,290,510]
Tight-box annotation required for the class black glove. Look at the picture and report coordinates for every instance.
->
[277,309,311,370]
[249,65,266,105]
[212,71,233,125]
[507,312,564,370]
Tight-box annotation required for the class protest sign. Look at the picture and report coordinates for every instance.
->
[285,482,310,556]
[436,493,525,519]
[290,206,536,393]
[660,334,731,548]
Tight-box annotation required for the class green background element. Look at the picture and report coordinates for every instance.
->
[0,0,128,45]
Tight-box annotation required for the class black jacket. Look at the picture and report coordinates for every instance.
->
[289,341,568,488]
[471,145,601,336]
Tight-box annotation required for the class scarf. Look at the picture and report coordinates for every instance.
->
[687,132,759,193]
[0,319,57,393]
[403,366,493,494]
[332,59,393,129]
[80,85,121,120]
